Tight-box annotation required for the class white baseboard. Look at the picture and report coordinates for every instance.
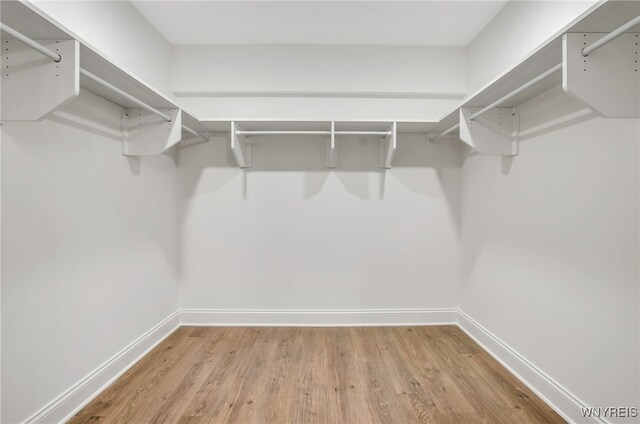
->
[456,310,606,424]
[23,311,180,424]
[179,308,459,326]
[183,308,601,423]
[20,308,602,424]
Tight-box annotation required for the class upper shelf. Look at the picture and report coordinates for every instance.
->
[1,0,207,134]
[213,0,639,138]
[2,0,638,143]
[203,120,439,134]
[432,0,640,134]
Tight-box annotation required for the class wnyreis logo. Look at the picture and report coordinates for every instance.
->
[581,407,638,419]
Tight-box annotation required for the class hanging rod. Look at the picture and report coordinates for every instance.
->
[1,22,208,138]
[236,130,331,135]
[181,125,198,136]
[180,124,210,140]
[82,69,210,139]
[582,15,640,56]
[470,63,562,121]
[0,23,170,123]
[432,63,561,141]
[430,123,460,141]
[82,70,207,138]
[80,69,172,122]
[235,130,392,136]
[440,123,459,135]
[335,131,392,136]
[0,23,61,62]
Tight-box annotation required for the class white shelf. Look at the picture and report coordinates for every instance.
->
[4,0,442,137]
[203,120,438,134]
[2,0,638,148]
[1,0,209,136]
[431,0,640,134]
[201,1,640,138]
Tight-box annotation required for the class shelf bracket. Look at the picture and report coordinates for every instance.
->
[427,125,459,143]
[182,131,212,143]
[459,107,519,156]
[379,122,397,169]
[326,121,337,168]
[231,121,252,168]
[1,38,79,121]
[563,32,639,118]
[121,108,182,156]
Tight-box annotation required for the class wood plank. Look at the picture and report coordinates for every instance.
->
[72,326,566,424]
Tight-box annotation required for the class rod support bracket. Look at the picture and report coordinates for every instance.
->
[563,32,640,118]
[326,121,337,168]
[122,108,182,156]
[185,131,213,142]
[459,107,519,156]
[231,121,252,168]
[379,122,397,169]
[426,132,458,143]
[1,38,79,121]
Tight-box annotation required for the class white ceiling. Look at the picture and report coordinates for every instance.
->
[131,1,509,46]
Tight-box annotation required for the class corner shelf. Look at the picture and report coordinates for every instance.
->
[2,0,638,161]
[430,0,640,136]
[200,120,438,134]
[1,0,210,139]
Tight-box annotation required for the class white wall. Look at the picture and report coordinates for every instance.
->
[178,134,462,311]
[3,1,638,421]
[460,86,639,423]
[466,0,598,93]
[172,44,465,121]
[176,96,462,123]
[1,90,179,424]
[172,45,466,96]
[30,0,174,97]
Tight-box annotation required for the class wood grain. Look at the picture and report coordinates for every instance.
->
[70,326,565,424]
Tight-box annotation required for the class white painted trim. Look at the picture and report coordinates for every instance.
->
[172,90,466,100]
[20,308,603,424]
[179,308,458,327]
[456,310,607,424]
[23,311,180,424]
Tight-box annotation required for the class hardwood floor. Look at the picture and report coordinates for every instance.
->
[70,326,564,424]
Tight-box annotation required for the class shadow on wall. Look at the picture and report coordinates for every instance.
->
[179,132,463,222]
[459,86,602,285]
[45,89,179,173]
[461,86,598,176]
[8,89,181,275]
[517,86,598,143]
[48,89,123,142]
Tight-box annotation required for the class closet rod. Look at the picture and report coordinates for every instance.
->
[582,15,640,56]
[236,130,331,135]
[335,131,392,136]
[82,70,208,139]
[235,130,392,136]
[431,123,460,141]
[80,69,172,122]
[180,125,210,141]
[1,22,207,137]
[181,125,198,136]
[470,63,562,121]
[0,23,61,62]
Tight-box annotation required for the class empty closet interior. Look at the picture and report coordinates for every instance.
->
[1,0,639,423]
